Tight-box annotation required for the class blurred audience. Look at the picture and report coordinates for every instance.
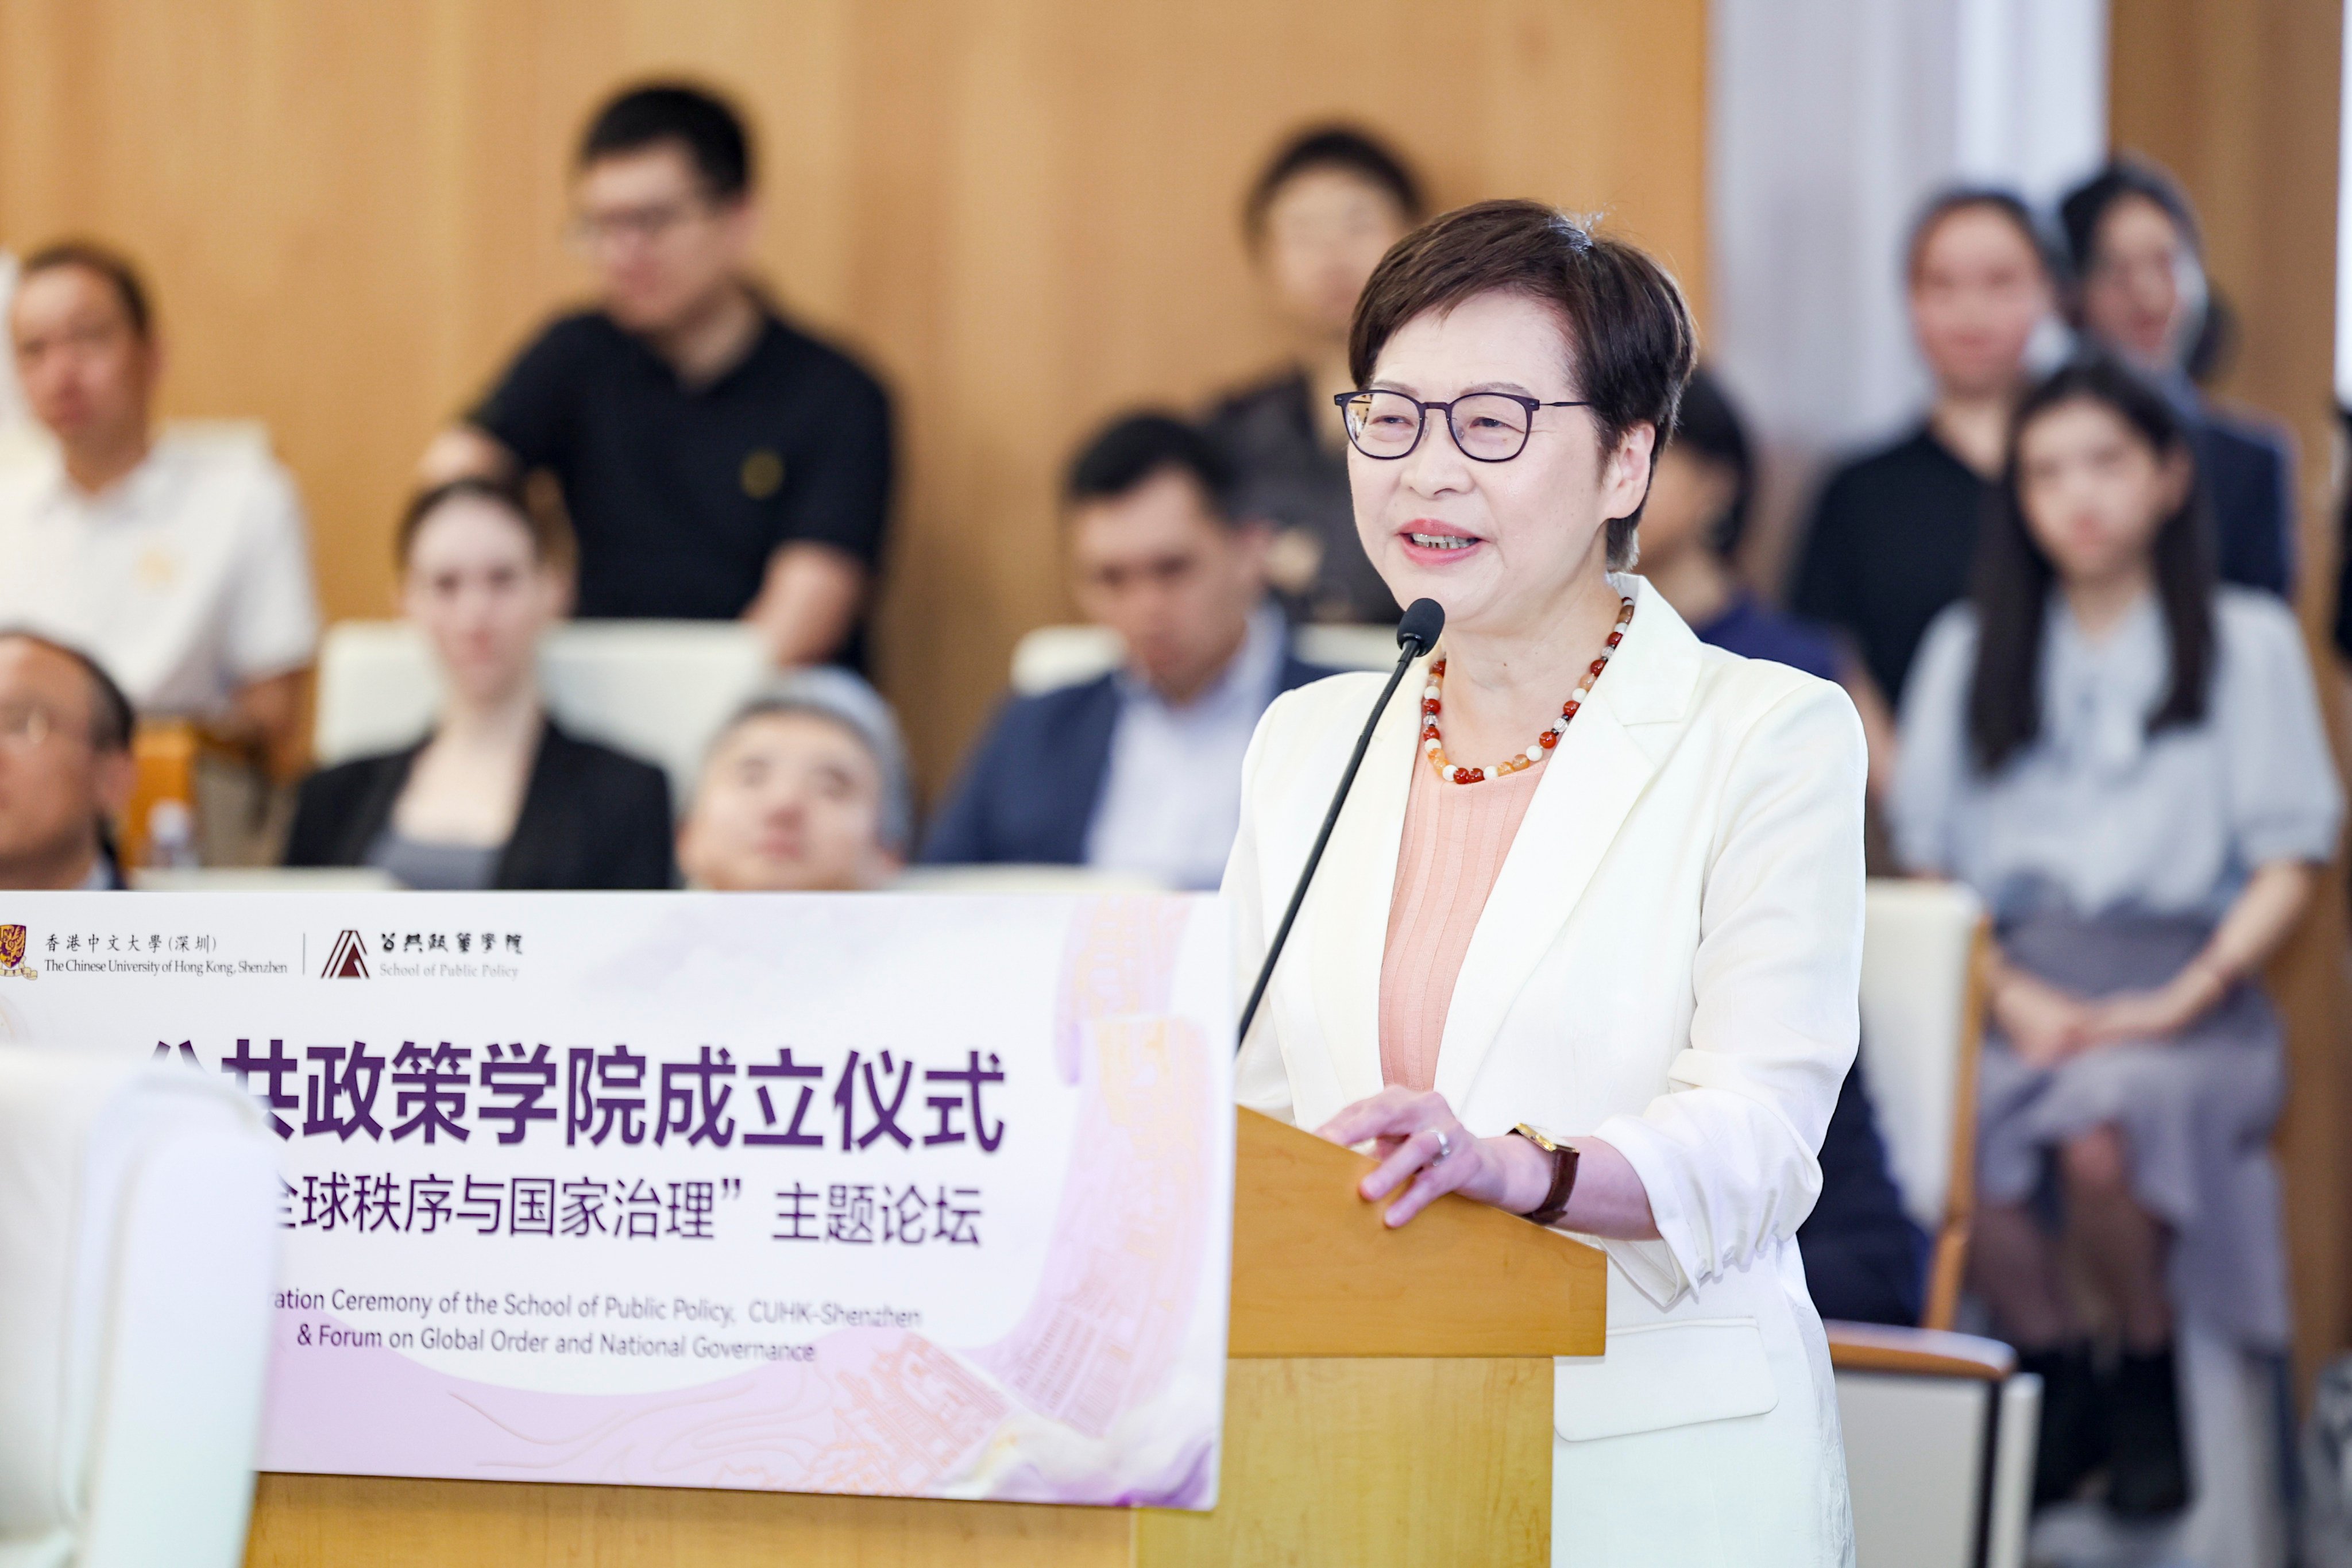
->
[284,480,673,890]
[1648,368,1923,1322]
[2060,159,2295,596]
[924,413,1334,887]
[1650,367,1898,799]
[0,630,134,890]
[1795,188,2054,708]
[1894,358,2341,1516]
[0,241,318,756]
[677,668,909,891]
[1204,126,1423,624]
[422,82,893,669]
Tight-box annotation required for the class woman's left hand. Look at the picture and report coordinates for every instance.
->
[1314,1087,1548,1227]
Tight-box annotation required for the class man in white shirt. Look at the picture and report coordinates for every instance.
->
[0,242,317,756]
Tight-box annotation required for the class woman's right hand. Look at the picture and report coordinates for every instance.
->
[1991,967,2096,1067]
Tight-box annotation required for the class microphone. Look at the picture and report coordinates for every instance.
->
[1236,597,1445,1051]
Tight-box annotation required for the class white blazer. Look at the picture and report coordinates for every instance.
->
[1225,577,1863,1567]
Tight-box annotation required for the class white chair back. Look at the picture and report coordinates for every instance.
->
[1007,621,1396,696]
[1857,877,1987,1327]
[313,620,774,811]
[0,1051,279,1568]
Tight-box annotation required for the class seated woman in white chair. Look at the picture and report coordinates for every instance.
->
[1894,357,2341,1516]
[285,479,674,889]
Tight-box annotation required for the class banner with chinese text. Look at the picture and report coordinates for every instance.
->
[0,891,1234,1508]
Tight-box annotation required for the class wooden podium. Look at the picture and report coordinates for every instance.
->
[245,1109,1605,1567]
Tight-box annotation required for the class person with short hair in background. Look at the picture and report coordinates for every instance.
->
[1895,358,2340,1516]
[0,241,318,757]
[2060,157,2296,597]
[421,82,894,669]
[1204,126,1425,624]
[283,480,673,890]
[0,630,135,890]
[1794,188,2056,708]
[922,413,1335,889]
[1643,366,1924,1324]
[677,667,909,892]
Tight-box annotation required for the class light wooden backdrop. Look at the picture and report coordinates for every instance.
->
[0,0,1707,797]
[2110,0,2352,1392]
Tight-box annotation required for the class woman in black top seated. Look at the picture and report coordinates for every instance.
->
[285,478,674,889]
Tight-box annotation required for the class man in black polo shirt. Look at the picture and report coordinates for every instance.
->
[422,83,892,668]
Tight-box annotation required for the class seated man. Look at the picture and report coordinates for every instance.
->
[0,631,136,890]
[677,667,910,892]
[0,242,318,756]
[423,82,893,669]
[924,413,1333,889]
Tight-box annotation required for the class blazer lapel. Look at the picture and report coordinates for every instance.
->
[1432,579,1701,1106]
[1303,655,1428,1111]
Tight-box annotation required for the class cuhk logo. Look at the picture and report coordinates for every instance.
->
[322,929,369,979]
[0,925,24,970]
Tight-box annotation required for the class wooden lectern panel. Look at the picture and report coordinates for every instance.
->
[1229,1108,1605,1358]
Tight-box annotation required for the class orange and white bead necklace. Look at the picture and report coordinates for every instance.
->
[1419,595,1635,785]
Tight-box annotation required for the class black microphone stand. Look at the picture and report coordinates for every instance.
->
[1235,598,1444,1051]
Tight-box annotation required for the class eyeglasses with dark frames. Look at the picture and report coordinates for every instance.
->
[1333,389,1591,463]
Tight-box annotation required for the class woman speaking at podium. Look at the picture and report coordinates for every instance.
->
[1226,200,1863,1564]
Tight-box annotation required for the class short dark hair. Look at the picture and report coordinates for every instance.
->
[1349,199,1697,568]
[1669,366,1755,558]
[0,629,134,752]
[1968,355,2213,773]
[1905,187,2055,284]
[396,477,561,567]
[2059,157,2201,273]
[1246,125,1426,239]
[578,83,752,200]
[17,240,153,341]
[1064,412,1237,523]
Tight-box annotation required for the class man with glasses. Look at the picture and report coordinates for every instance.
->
[0,632,135,890]
[421,83,894,669]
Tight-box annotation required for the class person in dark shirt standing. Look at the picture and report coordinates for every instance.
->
[1203,126,1424,625]
[1794,189,2056,706]
[422,83,893,669]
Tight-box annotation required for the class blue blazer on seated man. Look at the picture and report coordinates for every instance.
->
[923,412,1335,889]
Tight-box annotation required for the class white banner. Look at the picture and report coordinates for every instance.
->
[0,890,1234,1508]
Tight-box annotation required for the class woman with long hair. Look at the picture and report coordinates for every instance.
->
[1894,358,2339,1515]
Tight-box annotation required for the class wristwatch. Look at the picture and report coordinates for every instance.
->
[1510,1123,1580,1227]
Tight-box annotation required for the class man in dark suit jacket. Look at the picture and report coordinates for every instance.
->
[925,413,1335,887]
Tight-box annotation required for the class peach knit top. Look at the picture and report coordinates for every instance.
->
[1377,754,1544,1092]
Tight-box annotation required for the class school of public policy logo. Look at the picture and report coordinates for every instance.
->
[321,929,370,980]
[0,924,36,980]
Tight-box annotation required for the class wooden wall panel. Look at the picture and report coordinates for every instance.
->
[2110,0,2352,1393]
[0,0,1708,795]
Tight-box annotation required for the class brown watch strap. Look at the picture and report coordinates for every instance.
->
[1516,1133,1579,1227]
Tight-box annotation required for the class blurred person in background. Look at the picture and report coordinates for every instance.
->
[0,631,134,890]
[1894,359,2339,1516]
[422,82,893,670]
[0,241,317,761]
[923,413,1333,887]
[284,479,673,890]
[677,668,909,891]
[1646,366,1924,1324]
[1204,126,1424,625]
[2061,158,2295,597]
[1795,189,2055,708]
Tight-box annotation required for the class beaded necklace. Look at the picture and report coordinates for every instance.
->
[1419,596,1635,784]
